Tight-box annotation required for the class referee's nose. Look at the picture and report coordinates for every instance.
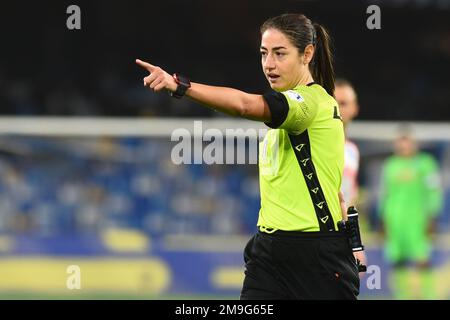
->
[263,53,276,71]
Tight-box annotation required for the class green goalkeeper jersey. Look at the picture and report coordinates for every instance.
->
[379,153,443,224]
[379,152,443,261]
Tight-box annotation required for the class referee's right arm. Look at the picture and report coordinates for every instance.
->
[136,59,272,122]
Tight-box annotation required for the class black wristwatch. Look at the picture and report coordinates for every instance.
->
[171,73,191,99]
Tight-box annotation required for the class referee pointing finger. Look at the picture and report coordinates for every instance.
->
[137,13,361,300]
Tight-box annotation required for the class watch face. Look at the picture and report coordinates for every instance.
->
[174,74,191,87]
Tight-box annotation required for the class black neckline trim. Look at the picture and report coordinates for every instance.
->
[306,82,316,86]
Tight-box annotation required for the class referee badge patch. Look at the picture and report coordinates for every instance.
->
[286,90,304,102]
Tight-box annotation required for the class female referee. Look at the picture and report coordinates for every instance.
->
[136,13,360,300]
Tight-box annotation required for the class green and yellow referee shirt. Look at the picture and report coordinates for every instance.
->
[258,83,345,232]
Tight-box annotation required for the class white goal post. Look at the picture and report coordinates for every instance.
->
[0,117,449,141]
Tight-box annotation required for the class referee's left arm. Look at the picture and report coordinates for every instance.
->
[339,191,347,221]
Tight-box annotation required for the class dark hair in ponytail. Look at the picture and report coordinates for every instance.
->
[260,14,335,96]
[311,23,335,96]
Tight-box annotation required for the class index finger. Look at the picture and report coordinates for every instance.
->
[135,59,156,72]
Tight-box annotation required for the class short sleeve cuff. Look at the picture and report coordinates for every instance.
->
[263,90,289,129]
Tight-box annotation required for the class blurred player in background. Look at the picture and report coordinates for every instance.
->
[378,130,443,299]
[334,79,359,207]
[334,79,366,269]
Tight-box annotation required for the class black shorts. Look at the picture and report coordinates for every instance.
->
[240,230,360,300]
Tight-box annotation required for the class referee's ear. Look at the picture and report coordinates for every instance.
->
[303,44,315,65]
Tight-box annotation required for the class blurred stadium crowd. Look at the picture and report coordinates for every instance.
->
[0,135,448,239]
[0,137,260,237]
[0,1,449,120]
